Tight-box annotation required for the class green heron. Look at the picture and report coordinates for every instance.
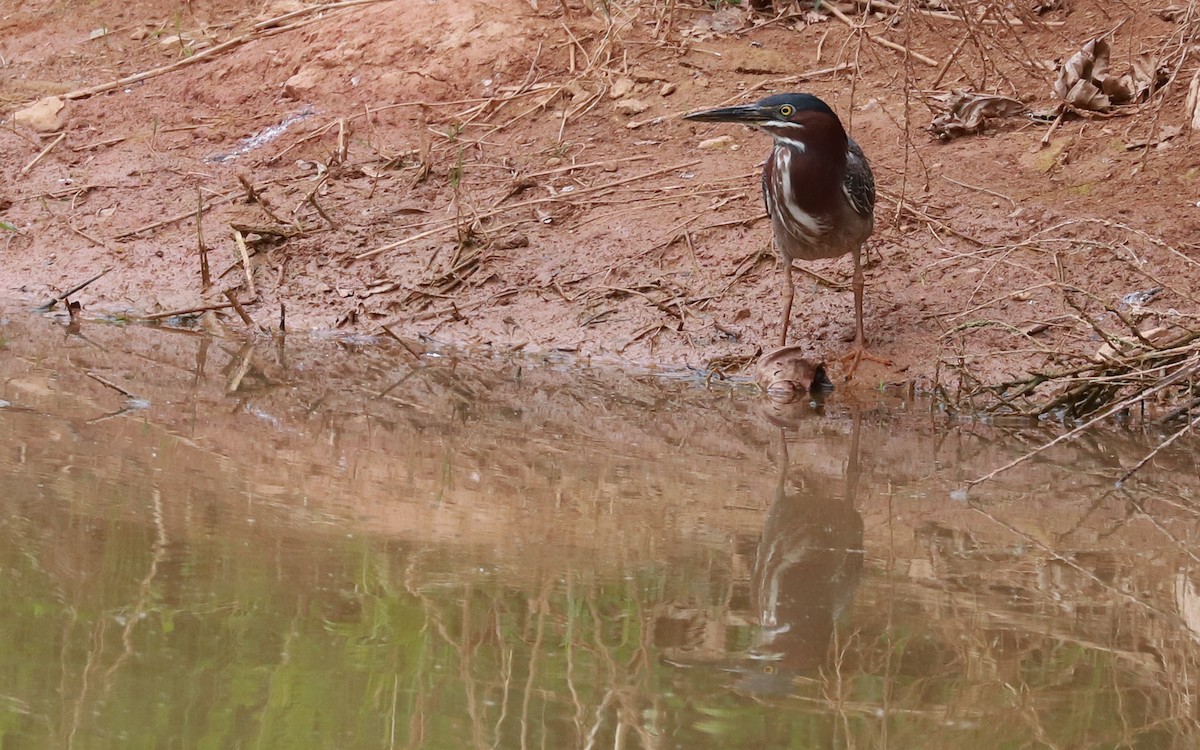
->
[684,93,889,375]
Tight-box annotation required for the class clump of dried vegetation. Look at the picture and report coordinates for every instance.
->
[893,1,1200,431]
[937,219,1200,425]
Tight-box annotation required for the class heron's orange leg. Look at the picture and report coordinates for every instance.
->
[778,259,794,348]
[839,246,892,380]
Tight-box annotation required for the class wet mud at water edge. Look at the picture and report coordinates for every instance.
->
[3,309,1200,749]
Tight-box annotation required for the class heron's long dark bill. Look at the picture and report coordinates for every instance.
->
[681,104,767,123]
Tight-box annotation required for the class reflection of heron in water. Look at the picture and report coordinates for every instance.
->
[736,398,865,696]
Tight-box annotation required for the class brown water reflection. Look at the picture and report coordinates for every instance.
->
[2,310,1200,749]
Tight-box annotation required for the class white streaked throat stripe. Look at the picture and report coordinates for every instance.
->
[762,121,807,153]
[773,146,823,237]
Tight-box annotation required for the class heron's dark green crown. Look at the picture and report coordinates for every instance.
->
[754,93,838,123]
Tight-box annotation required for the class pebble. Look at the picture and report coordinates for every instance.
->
[631,67,667,83]
[698,135,733,149]
[13,96,67,133]
[609,77,634,100]
[614,98,648,115]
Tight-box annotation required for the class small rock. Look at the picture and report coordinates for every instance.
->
[630,67,667,83]
[130,27,149,40]
[698,135,733,149]
[13,96,67,132]
[283,67,321,99]
[564,79,589,101]
[659,82,677,97]
[614,98,648,115]
[495,233,529,250]
[609,77,634,100]
[260,0,307,19]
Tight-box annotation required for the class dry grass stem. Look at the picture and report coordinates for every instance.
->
[37,267,112,311]
[84,371,139,399]
[54,1,396,102]
[114,190,239,240]
[826,4,939,67]
[354,159,700,261]
[140,301,236,321]
[232,229,257,299]
[197,189,211,291]
[222,289,258,329]
[20,132,66,176]
[968,354,1200,488]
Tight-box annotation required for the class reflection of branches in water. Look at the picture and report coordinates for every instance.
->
[1126,500,1200,567]
[892,525,1200,746]
[967,501,1175,620]
[583,591,661,750]
[401,564,669,750]
[61,485,169,750]
[519,578,549,750]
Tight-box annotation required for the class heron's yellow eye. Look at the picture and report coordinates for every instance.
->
[779,104,795,117]
[763,665,777,675]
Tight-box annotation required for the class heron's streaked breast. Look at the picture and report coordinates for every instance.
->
[770,145,825,239]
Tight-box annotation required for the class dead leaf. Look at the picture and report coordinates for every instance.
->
[1053,37,1165,111]
[14,96,68,132]
[1128,52,1165,100]
[683,6,748,40]
[1124,124,1182,150]
[1053,38,1113,109]
[1155,4,1188,21]
[929,92,1026,140]
[1094,326,1170,362]
[1186,69,1200,131]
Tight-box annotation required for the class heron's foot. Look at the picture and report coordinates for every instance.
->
[837,341,893,381]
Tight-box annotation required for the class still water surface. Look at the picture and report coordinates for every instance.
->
[2,313,1199,749]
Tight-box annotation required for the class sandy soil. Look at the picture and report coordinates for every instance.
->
[2,0,1199,392]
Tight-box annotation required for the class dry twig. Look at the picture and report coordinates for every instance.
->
[20,132,66,176]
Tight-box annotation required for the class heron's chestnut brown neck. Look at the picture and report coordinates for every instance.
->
[763,110,849,217]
